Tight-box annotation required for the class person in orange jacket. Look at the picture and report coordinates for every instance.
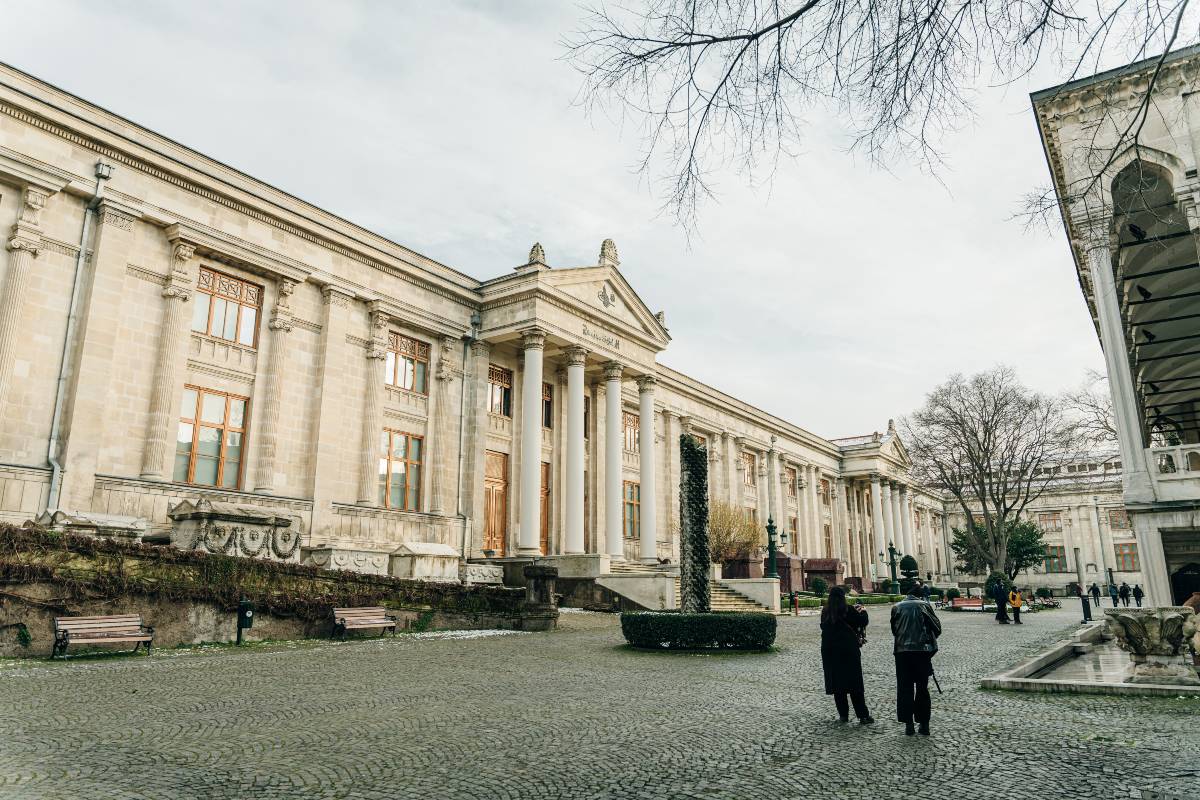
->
[1008,586,1024,625]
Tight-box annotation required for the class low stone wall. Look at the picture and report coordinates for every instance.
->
[0,524,553,658]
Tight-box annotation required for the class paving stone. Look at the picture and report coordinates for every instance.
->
[0,605,1196,799]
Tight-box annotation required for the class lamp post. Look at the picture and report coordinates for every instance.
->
[765,517,779,579]
[879,543,900,594]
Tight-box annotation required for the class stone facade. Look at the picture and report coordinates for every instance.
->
[1034,46,1200,605]
[0,64,965,590]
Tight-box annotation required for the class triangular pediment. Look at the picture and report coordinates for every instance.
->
[884,435,911,467]
[543,265,670,347]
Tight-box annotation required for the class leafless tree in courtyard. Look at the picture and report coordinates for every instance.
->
[1065,369,1120,449]
[902,366,1081,575]
[565,0,1198,227]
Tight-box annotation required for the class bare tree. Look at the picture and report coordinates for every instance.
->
[901,366,1081,575]
[565,1,1197,227]
[707,500,762,562]
[1065,368,1120,449]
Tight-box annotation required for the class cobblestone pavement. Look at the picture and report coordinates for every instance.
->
[1,602,1197,800]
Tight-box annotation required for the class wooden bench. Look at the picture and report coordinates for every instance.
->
[949,597,984,611]
[53,614,154,659]
[332,607,398,639]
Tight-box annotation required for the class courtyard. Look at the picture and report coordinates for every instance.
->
[0,604,1196,800]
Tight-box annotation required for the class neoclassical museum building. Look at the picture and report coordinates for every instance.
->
[0,63,958,606]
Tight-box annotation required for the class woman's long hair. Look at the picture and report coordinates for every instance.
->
[821,585,848,625]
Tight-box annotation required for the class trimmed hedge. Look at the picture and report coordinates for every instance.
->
[621,611,776,651]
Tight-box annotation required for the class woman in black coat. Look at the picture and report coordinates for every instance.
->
[820,586,874,724]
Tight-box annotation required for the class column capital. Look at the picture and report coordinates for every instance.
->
[870,472,882,484]
[321,285,353,308]
[565,345,588,366]
[5,235,40,257]
[636,373,657,392]
[520,327,548,350]
[602,360,624,381]
[470,339,492,358]
[18,187,48,227]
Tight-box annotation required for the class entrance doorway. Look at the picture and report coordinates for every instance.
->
[1171,563,1200,605]
[483,450,508,554]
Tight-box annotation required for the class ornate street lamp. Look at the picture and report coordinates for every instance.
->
[765,517,779,579]
[878,543,900,594]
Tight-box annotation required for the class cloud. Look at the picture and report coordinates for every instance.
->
[1,0,1104,437]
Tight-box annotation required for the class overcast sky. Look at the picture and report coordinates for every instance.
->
[2,1,1105,439]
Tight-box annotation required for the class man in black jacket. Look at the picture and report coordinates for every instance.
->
[891,589,942,736]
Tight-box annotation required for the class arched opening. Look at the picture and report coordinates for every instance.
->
[1111,160,1200,451]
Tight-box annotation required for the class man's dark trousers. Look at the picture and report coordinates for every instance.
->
[895,652,933,724]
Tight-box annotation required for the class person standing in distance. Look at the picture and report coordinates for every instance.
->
[891,584,942,736]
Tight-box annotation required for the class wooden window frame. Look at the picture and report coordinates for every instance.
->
[378,428,424,511]
[1114,542,1139,571]
[542,382,553,429]
[385,332,431,395]
[1043,545,1070,573]
[583,396,590,439]
[742,453,756,486]
[786,467,797,498]
[175,386,249,489]
[623,411,640,453]
[1038,512,1063,532]
[488,364,513,417]
[191,267,263,349]
[623,480,640,539]
[820,478,831,506]
[1107,508,1131,530]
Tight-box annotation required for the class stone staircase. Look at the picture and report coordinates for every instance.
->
[606,561,661,575]
[673,577,770,613]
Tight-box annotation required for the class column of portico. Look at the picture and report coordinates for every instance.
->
[604,361,625,561]
[765,445,780,529]
[517,328,548,556]
[733,437,747,509]
[637,375,658,563]
[890,483,905,556]
[899,485,915,558]
[871,474,889,557]
[564,346,587,554]
[140,241,197,479]
[357,303,389,504]
[794,466,808,555]
[253,278,296,493]
[664,410,681,555]
[836,477,851,568]
[807,465,821,555]
[724,433,738,507]
[879,480,895,549]
[0,187,49,411]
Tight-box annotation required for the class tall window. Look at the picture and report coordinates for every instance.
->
[786,467,797,497]
[820,479,831,506]
[789,516,798,542]
[623,481,640,539]
[488,365,512,416]
[1108,508,1131,530]
[1037,512,1063,532]
[823,524,833,557]
[378,430,423,511]
[385,333,430,394]
[742,452,757,486]
[583,396,590,439]
[542,383,553,429]
[1114,543,1139,571]
[1043,545,1069,573]
[174,387,248,489]
[623,412,640,452]
[191,267,261,347]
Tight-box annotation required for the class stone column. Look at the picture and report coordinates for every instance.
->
[796,465,809,555]
[428,335,460,515]
[564,346,587,554]
[879,480,895,549]
[871,474,888,553]
[836,477,851,566]
[665,411,681,557]
[724,432,738,506]
[637,374,658,563]
[253,278,296,493]
[899,485,914,558]
[517,328,547,556]
[604,361,625,561]
[0,187,48,412]
[356,303,388,504]
[140,241,196,479]
[464,340,492,553]
[766,445,780,528]
[1078,228,1153,499]
[890,483,905,556]
[308,284,355,539]
[807,465,821,555]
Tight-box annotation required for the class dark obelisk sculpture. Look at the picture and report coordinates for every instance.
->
[678,433,711,614]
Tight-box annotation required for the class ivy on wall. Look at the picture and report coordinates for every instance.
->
[0,525,523,622]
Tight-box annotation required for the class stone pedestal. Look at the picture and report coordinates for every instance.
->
[302,547,390,575]
[167,499,300,563]
[29,510,147,541]
[389,542,460,582]
[1105,607,1200,686]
